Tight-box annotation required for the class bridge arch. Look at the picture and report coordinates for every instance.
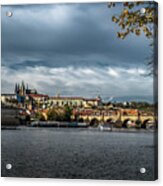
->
[78,118,84,122]
[122,119,133,128]
[84,118,90,124]
[104,118,114,127]
[141,119,152,129]
[106,118,114,123]
[90,118,99,127]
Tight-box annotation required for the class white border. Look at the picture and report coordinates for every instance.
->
[0,0,149,5]
[0,0,162,186]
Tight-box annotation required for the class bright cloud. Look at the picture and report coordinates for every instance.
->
[107,68,119,77]
[1,3,154,102]
[1,66,153,99]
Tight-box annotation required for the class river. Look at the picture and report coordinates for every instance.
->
[1,128,157,180]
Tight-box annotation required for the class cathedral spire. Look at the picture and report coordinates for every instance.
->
[15,83,18,94]
[17,83,20,91]
[21,80,25,95]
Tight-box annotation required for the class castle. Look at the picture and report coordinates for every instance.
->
[1,81,155,128]
[15,81,37,97]
[13,81,102,110]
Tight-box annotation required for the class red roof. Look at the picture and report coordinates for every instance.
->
[50,96,100,101]
[50,96,84,100]
[28,94,49,98]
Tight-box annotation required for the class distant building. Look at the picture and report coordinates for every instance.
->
[20,93,48,110]
[1,93,17,104]
[28,94,49,102]
[48,95,102,108]
[2,81,102,110]
[14,81,40,107]
[15,81,37,103]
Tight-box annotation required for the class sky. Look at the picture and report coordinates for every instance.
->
[1,3,154,102]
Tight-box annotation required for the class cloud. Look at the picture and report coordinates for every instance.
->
[1,65,153,99]
[107,68,119,77]
[1,3,154,100]
[2,3,150,68]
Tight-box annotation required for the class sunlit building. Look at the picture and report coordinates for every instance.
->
[48,95,102,108]
[1,94,17,104]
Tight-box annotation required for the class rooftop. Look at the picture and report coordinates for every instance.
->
[50,96,101,101]
[1,93,16,96]
[28,94,49,98]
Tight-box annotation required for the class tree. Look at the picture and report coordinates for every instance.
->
[63,105,72,121]
[47,106,72,121]
[108,2,158,75]
[108,2,158,39]
[47,108,63,121]
[35,112,45,121]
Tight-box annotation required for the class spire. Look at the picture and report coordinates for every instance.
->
[15,83,17,94]
[21,80,25,95]
[16,83,20,95]
[22,80,25,90]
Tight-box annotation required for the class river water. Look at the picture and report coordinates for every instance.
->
[1,128,157,180]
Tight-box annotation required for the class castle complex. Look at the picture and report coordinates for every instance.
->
[1,81,155,128]
[1,81,102,109]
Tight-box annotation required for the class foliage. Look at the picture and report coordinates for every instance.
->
[130,101,154,112]
[108,2,158,39]
[35,112,45,121]
[64,105,73,121]
[47,105,72,121]
[47,108,63,121]
[114,101,154,112]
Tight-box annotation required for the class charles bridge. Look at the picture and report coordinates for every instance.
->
[73,108,155,128]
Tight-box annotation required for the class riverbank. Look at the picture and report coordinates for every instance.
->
[1,125,156,133]
[1,107,156,132]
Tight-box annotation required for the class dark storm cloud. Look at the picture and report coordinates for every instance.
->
[2,3,149,68]
[1,3,153,99]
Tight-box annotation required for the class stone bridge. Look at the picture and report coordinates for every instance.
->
[75,109,155,128]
